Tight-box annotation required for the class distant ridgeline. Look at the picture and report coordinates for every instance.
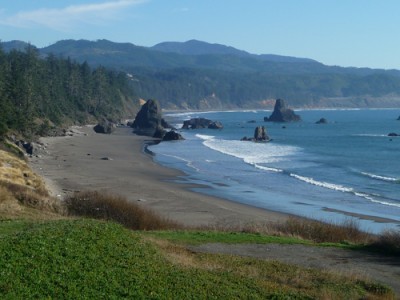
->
[3,39,400,113]
[0,44,138,138]
[32,39,400,109]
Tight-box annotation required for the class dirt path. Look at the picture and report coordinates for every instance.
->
[189,243,400,296]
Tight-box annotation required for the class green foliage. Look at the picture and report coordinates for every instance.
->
[144,230,312,246]
[0,219,392,299]
[38,39,400,109]
[0,46,137,138]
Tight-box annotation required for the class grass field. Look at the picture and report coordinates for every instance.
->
[0,219,393,299]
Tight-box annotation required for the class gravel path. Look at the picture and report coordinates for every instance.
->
[189,243,400,296]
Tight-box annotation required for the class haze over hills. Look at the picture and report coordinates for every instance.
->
[3,39,400,109]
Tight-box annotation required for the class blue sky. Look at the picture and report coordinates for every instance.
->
[0,0,399,69]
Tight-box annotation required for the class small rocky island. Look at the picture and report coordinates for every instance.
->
[241,126,270,142]
[264,99,301,122]
[315,118,328,124]
[181,118,223,130]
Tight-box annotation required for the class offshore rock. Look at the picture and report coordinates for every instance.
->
[241,126,270,142]
[182,118,223,129]
[388,132,399,137]
[264,99,301,122]
[316,118,328,124]
[162,130,185,141]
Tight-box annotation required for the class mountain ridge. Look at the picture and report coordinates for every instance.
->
[2,39,400,109]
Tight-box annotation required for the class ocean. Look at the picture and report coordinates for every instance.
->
[149,109,400,233]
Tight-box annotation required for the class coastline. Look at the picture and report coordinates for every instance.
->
[29,126,290,227]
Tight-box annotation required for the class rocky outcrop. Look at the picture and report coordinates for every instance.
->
[208,121,223,129]
[316,118,328,124]
[241,126,270,142]
[182,118,223,129]
[131,99,172,137]
[162,131,185,141]
[93,118,115,134]
[264,99,301,122]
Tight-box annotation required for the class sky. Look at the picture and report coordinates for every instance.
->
[0,0,399,70]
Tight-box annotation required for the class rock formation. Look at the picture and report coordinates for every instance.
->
[181,118,223,129]
[264,99,301,122]
[93,118,115,134]
[131,99,172,137]
[316,118,328,124]
[162,130,185,141]
[241,126,270,142]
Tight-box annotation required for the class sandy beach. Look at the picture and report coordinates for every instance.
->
[29,126,289,227]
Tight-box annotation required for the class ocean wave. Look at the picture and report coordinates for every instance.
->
[202,138,300,165]
[289,173,354,193]
[361,172,399,182]
[368,199,400,208]
[291,173,400,208]
[253,164,283,173]
[196,134,215,140]
[352,134,387,137]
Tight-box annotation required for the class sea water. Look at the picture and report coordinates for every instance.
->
[149,109,400,233]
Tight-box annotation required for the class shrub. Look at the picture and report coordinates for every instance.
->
[65,191,181,230]
[371,230,400,255]
[274,217,372,244]
[0,181,64,215]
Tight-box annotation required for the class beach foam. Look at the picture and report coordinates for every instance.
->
[361,172,399,182]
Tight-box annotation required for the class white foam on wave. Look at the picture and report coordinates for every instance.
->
[196,134,215,140]
[290,173,354,193]
[253,164,283,173]
[291,174,400,208]
[352,133,387,137]
[356,191,400,208]
[202,138,300,165]
[368,198,400,208]
[361,172,399,182]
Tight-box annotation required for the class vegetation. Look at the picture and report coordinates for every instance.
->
[36,39,400,109]
[0,45,137,139]
[65,190,180,230]
[0,219,394,299]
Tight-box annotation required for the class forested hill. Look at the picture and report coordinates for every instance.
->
[0,45,138,138]
[3,39,400,109]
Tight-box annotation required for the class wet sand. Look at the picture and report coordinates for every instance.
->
[29,126,290,227]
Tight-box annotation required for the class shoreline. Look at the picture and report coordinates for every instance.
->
[29,126,290,227]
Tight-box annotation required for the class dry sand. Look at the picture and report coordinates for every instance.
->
[29,126,289,227]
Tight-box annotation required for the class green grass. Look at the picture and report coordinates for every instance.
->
[0,219,393,299]
[143,230,312,245]
[141,230,368,251]
[0,219,36,238]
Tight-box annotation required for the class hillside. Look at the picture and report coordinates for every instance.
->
[0,45,138,138]
[3,39,400,109]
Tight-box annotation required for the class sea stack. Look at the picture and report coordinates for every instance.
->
[316,118,328,124]
[131,99,171,137]
[241,126,270,142]
[264,99,301,122]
